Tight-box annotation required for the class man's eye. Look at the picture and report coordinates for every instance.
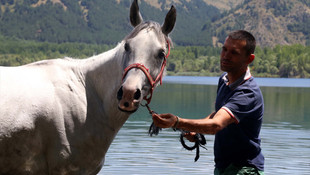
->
[231,51,239,55]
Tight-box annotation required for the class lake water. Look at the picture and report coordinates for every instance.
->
[100,76,310,175]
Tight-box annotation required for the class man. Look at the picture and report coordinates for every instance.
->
[152,30,264,175]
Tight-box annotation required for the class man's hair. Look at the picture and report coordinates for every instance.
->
[228,30,256,55]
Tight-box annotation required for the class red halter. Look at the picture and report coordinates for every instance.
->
[122,40,170,104]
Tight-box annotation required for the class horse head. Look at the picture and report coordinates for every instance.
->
[117,0,176,113]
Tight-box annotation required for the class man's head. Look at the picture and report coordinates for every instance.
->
[228,30,256,56]
[220,30,256,75]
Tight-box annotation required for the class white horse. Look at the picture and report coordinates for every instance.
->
[0,0,176,174]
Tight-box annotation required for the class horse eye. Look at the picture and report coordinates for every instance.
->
[158,51,166,59]
[124,43,130,52]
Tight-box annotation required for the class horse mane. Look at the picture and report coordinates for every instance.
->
[124,21,173,47]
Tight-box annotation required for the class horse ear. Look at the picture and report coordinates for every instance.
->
[162,5,176,35]
[130,0,143,27]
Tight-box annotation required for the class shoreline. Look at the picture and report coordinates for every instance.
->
[163,76,310,88]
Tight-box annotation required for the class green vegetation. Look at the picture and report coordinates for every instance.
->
[2,0,308,47]
[167,44,310,78]
[1,36,309,78]
[253,45,310,78]
[0,35,112,66]
[1,1,309,78]
[0,0,220,45]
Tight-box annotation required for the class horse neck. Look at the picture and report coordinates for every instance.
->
[80,42,124,90]
[79,42,127,120]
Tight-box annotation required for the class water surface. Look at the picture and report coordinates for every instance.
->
[100,77,310,174]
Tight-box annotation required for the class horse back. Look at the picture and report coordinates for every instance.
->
[0,59,88,174]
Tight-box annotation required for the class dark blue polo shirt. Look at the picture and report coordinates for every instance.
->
[214,69,264,171]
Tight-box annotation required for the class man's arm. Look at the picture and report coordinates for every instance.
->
[152,108,237,135]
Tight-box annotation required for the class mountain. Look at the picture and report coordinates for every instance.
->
[202,0,244,11]
[0,0,220,45]
[207,0,310,47]
[0,0,309,47]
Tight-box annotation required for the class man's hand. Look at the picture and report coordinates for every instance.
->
[152,113,178,128]
[183,132,197,142]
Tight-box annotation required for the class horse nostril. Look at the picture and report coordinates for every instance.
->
[117,86,123,100]
[124,102,129,107]
[134,89,141,100]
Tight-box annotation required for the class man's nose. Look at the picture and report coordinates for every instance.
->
[222,51,231,59]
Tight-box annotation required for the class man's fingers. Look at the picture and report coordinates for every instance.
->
[184,132,196,142]
[152,113,175,128]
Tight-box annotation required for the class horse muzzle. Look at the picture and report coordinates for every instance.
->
[117,86,141,113]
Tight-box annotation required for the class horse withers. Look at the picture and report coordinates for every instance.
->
[0,0,176,174]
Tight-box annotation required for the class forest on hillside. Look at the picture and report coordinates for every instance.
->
[1,0,309,46]
[0,36,309,78]
[0,0,220,45]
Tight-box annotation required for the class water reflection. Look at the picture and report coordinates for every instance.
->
[261,123,310,174]
[103,121,215,175]
[101,83,310,175]
[145,84,310,128]
[261,86,310,128]
[137,84,218,119]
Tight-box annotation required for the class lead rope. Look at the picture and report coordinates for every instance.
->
[143,103,207,162]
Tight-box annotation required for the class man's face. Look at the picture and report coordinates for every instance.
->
[220,37,250,73]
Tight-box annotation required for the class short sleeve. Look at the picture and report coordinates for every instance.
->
[223,89,261,123]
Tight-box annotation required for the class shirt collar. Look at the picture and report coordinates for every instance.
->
[222,68,252,90]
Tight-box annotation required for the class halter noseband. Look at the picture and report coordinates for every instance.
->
[122,40,170,104]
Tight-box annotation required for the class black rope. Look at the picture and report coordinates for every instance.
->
[148,121,162,137]
[143,104,207,161]
[148,122,207,162]
[179,130,207,162]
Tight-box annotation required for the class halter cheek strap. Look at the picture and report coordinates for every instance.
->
[122,40,170,104]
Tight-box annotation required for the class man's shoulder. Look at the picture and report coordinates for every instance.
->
[238,77,264,103]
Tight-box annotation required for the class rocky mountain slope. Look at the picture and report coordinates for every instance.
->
[0,0,309,47]
[208,0,310,47]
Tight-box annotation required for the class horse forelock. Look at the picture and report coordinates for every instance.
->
[124,21,172,47]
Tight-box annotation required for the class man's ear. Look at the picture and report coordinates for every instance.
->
[248,54,255,64]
